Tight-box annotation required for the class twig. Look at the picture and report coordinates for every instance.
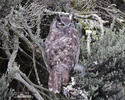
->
[90,14,104,39]
[8,7,48,72]
[2,29,11,57]
[7,35,19,72]
[38,89,52,100]
[19,70,49,92]
[5,28,44,100]
[43,9,104,38]
[36,14,41,37]
[0,57,8,60]
[25,22,49,71]
[32,46,41,85]
[86,30,91,56]
[6,35,44,100]
[23,18,49,71]
[19,67,62,100]
[9,26,33,48]
[14,72,44,100]
[19,47,45,68]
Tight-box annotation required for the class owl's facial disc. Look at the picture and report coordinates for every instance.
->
[56,16,74,29]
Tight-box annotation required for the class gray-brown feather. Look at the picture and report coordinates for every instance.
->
[44,16,80,93]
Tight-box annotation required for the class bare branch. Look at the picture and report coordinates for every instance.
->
[32,47,41,85]
[7,35,19,72]
[86,30,91,56]
[14,72,44,100]
[5,34,44,100]
[43,9,104,38]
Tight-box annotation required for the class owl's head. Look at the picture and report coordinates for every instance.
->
[55,14,75,29]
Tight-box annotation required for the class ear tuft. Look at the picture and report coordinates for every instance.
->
[56,14,61,22]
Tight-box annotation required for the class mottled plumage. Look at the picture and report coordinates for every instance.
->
[44,15,80,93]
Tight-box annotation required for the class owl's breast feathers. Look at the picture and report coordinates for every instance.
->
[45,21,80,93]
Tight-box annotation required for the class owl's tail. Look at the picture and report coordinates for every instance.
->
[48,64,69,93]
[48,68,62,93]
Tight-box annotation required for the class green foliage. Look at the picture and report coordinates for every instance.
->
[77,20,125,100]
[81,19,125,66]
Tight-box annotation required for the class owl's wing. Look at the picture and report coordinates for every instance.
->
[45,29,80,69]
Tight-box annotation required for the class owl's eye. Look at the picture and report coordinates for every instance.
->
[58,23,65,27]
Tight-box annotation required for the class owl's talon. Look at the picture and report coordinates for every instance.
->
[49,88,53,92]
[55,90,59,94]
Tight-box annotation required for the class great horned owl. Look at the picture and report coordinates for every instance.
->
[44,15,80,93]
